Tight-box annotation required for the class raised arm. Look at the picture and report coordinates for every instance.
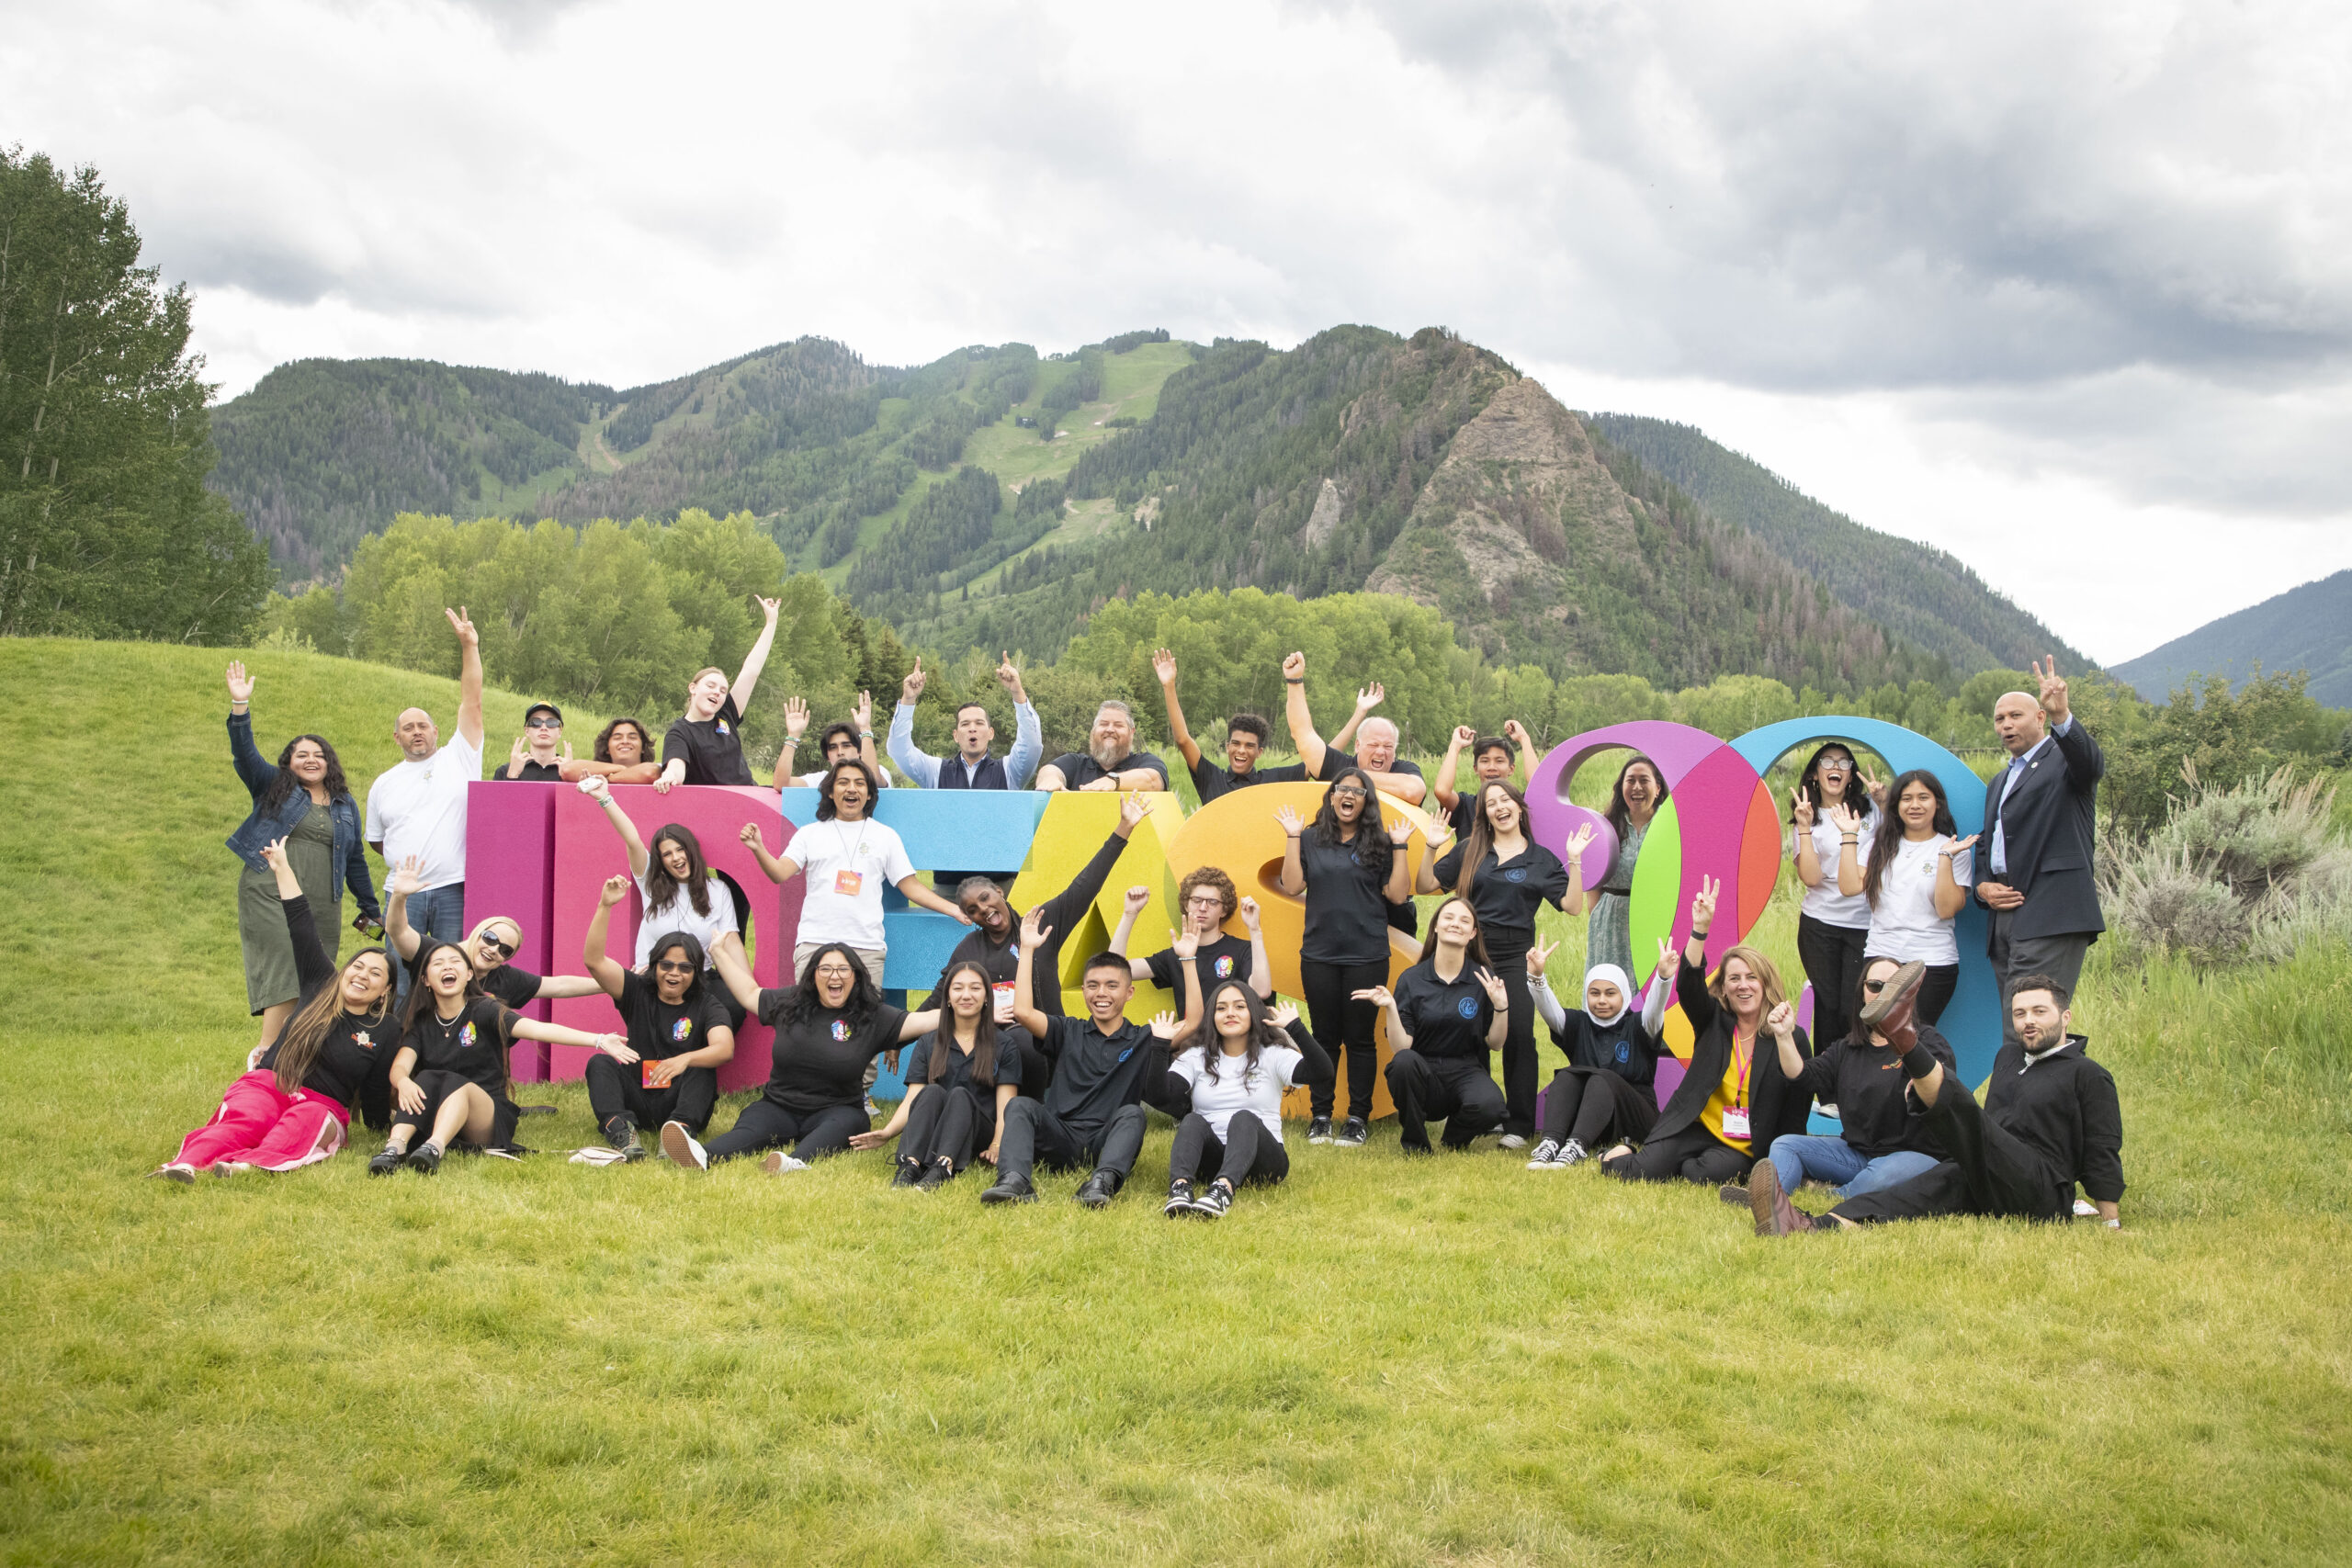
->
[1790,790,1826,889]
[1433,725,1473,811]
[852,690,885,780]
[738,821,804,885]
[579,774,650,878]
[1038,796,1147,931]
[1827,803,1866,897]
[1769,999,1806,1079]
[1012,908,1054,1043]
[583,874,632,997]
[896,873,974,922]
[262,838,335,995]
[1274,804,1306,896]
[730,596,784,713]
[2035,658,2105,794]
[706,932,767,1018]
[1525,937,1566,1034]
[1558,822,1594,918]
[447,607,484,750]
[1000,655,1044,788]
[1112,886,1152,980]
[224,662,274,798]
[1641,941,1674,1038]
[1152,648,1203,772]
[1383,814,1416,905]
[1477,967,1510,1050]
[385,855,426,962]
[888,660,940,787]
[1282,651,1330,778]
[1275,1001,1335,1088]
[1240,897,1272,999]
[1677,878,1721,1037]
[1329,681,1382,754]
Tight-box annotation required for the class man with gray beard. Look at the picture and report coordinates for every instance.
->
[1033,700,1171,792]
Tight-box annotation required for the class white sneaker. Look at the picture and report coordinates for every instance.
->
[763,1152,810,1175]
[660,1121,707,1170]
[1498,1134,1529,1150]
[1524,1139,1566,1169]
[2073,1198,2098,1217]
[148,1162,196,1184]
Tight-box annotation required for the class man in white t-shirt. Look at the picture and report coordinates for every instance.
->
[366,606,485,1009]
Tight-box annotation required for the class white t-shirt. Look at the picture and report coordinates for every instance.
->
[364,730,482,892]
[1793,813,1875,930]
[1865,834,1973,965]
[633,869,740,970]
[1169,1043,1306,1142]
[790,816,915,950]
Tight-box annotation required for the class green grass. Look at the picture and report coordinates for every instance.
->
[5,637,2350,1565]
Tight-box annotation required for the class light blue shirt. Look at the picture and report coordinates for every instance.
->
[1989,717,2071,876]
[887,699,1043,790]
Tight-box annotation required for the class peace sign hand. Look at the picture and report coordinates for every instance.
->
[1527,935,1558,980]
[1689,874,1720,935]
[1790,788,1815,830]
[1476,966,1510,1010]
[2034,655,2071,724]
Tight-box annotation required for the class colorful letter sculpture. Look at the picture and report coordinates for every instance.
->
[463,782,562,1082]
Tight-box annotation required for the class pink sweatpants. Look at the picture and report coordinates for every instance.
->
[174,1070,350,1171]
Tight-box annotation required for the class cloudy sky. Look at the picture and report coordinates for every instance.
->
[8,0,2347,663]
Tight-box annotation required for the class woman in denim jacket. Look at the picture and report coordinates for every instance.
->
[226,661,380,1055]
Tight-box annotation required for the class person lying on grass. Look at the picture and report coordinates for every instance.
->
[1363,896,1511,1155]
[1749,970,2125,1236]
[582,875,737,1162]
[154,838,396,1181]
[368,940,624,1176]
[1144,948,1333,1219]
[666,937,941,1175]
[1521,934,1672,1170]
[850,961,1027,1191]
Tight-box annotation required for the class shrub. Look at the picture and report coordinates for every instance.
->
[2101,764,2350,967]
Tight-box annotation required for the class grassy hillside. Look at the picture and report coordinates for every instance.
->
[2113,570,2352,707]
[4,637,2349,1564]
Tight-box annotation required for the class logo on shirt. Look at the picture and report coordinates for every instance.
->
[716,720,731,736]
[458,1022,478,1049]
[830,1020,851,1042]
[353,1032,374,1051]
[1503,867,1526,883]
[671,1018,695,1043]
[1212,954,1235,978]
[1455,997,1480,1020]
[1615,1041,1630,1064]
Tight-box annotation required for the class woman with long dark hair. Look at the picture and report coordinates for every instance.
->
[222,661,379,1057]
[581,876,738,1161]
[1831,769,1978,1026]
[1274,766,1416,1148]
[577,774,740,973]
[1521,934,1672,1169]
[1149,966,1333,1219]
[672,936,943,1173]
[154,839,396,1179]
[1787,742,1882,1051]
[366,940,624,1175]
[561,716,662,784]
[1361,896,1510,1154]
[1418,779,1591,1145]
[851,961,1026,1190]
[1578,754,1668,977]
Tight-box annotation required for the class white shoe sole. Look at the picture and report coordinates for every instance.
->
[763,1152,809,1175]
[659,1122,707,1170]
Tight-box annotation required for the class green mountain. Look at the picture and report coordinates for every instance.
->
[208,323,2079,694]
[1582,414,2087,674]
[2111,570,2352,707]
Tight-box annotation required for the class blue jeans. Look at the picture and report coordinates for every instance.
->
[1768,1134,1940,1199]
[391,880,467,1012]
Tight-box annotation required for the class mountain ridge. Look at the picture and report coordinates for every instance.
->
[2110,570,2352,707]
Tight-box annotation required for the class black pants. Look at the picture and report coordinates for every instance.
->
[1986,910,2094,1049]
[1300,957,1385,1122]
[703,1098,868,1164]
[391,1069,519,1151]
[900,1084,1000,1174]
[1168,1112,1291,1189]
[1539,1069,1658,1148]
[1484,935,1539,1136]
[1385,1050,1505,1151]
[1796,915,1871,1049]
[996,1099,1146,1185]
[1829,1076,2069,1224]
[584,1055,718,1137]
[1604,1122,1749,1185]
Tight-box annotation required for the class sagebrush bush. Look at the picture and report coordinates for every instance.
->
[2102,765,2350,966]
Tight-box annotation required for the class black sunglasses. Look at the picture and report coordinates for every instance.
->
[526,716,561,729]
[654,958,696,974]
[478,934,516,958]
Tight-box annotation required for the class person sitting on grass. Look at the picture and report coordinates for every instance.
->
[368,940,623,1176]
[1431,721,1536,841]
[780,693,893,788]
[384,854,607,1010]
[1148,962,1333,1220]
[1109,868,1271,1027]
[560,716,664,785]
[580,875,737,1162]
[1149,647,1314,802]
[665,938,941,1174]
[1749,971,2124,1236]
[1363,896,1511,1155]
[154,838,395,1181]
[850,961,1028,1190]
[1751,955,1957,1205]
[980,911,1170,1207]
[1600,877,1813,1189]
[1521,935,1672,1170]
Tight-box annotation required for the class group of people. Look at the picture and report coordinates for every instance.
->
[167,600,2125,1233]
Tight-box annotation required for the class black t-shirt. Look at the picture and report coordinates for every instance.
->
[1295,831,1394,965]
[906,1028,1029,1093]
[663,694,754,787]
[402,995,516,1096]
[1392,963,1494,1060]
[1145,934,1257,1021]
[1188,755,1311,804]
[1045,750,1170,790]
[1799,1025,1958,1158]
[257,1012,393,1110]
[754,994,908,1113]
[492,759,565,782]
[1038,1014,1160,1128]
[481,964,542,1009]
[1430,842,1572,943]
[616,968,731,1063]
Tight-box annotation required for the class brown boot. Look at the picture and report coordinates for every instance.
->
[1747,1163,1816,1237]
[1859,959,1926,1050]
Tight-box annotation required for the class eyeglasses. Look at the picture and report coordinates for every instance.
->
[1329,786,1367,800]
[526,716,561,729]
[654,959,695,975]
[478,935,516,958]
[1185,895,1226,908]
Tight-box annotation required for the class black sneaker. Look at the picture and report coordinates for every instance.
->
[980,1174,1037,1205]
[1336,1117,1368,1147]
[604,1116,643,1162]
[1306,1116,1334,1145]
[1524,1138,1566,1169]
[1191,1179,1233,1218]
[1075,1170,1122,1209]
[891,1157,923,1189]
[404,1143,444,1176]
[1718,1181,1749,1206]
[1559,1138,1589,1167]
[368,1144,405,1177]
[1163,1179,1195,1218]
[916,1159,955,1192]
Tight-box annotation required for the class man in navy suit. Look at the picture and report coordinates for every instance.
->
[1976,658,2105,1046]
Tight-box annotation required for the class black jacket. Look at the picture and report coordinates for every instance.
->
[1983,1033,2125,1206]
[1977,719,2105,944]
[1646,953,1812,1155]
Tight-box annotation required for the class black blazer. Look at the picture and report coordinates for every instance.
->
[1976,719,2105,944]
[1647,953,1812,1156]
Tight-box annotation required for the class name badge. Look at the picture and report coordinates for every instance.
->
[992,982,1018,1022]
[1721,1106,1752,1141]
[833,869,863,897]
[642,1059,663,1089]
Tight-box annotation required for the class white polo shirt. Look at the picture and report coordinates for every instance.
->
[365,730,482,892]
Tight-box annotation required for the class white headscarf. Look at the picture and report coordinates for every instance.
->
[1583,963,1634,1024]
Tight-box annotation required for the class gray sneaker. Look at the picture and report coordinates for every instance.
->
[1524,1138,1566,1169]
[1498,1133,1530,1150]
